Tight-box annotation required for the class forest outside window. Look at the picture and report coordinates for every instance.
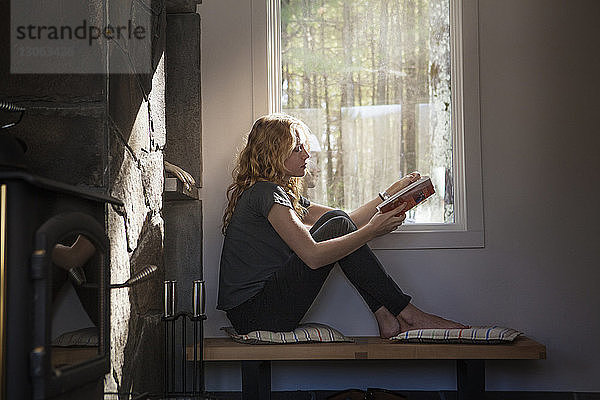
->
[261,0,483,249]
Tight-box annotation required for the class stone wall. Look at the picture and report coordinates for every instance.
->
[105,0,167,396]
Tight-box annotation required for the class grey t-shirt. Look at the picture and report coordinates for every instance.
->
[217,181,310,311]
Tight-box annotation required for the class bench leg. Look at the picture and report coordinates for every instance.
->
[456,360,485,400]
[241,360,271,400]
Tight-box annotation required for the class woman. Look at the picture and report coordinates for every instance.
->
[217,114,465,338]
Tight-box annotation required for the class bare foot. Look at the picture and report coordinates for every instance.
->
[374,306,401,339]
[397,303,468,333]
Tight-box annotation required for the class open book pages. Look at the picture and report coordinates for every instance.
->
[376,176,435,214]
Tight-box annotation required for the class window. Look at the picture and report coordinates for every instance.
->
[280,0,454,227]
[257,0,483,249]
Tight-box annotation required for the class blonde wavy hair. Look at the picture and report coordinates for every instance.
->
[222,114,311,234]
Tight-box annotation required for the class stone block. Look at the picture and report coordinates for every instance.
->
[108,67,165,159]
[163,200,203,314]
[105,0,165,73]
[0,75,106,105]
[166,0,202,14]
[140,151,165,214]
[107,11,166,156]
[106,206,132,394]
[8,106,107,187]
[110,146,149,252]
[152,0,168,72]
[108,63,165,181]
[108,73,149,149]
[165,13,202,186]
[107,0,166,153]
[107,124,127,190]
[120,312,164,395]
[149,51,167,151]
[106,0,159,74]
[129,213,165,314]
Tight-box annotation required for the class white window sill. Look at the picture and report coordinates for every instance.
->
[370,226,485,250]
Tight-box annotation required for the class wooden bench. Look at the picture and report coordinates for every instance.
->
[193,336,546,400]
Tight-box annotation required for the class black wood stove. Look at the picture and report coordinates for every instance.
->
[0,134,122,400]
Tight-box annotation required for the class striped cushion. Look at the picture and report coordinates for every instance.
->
[390,326,522,344]
[221,323,353,344]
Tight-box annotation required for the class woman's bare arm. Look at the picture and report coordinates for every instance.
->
[302,173,420,229]
[268,202,407,269]
[347,196,384,229]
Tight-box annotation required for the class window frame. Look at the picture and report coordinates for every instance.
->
[252,0,484,249]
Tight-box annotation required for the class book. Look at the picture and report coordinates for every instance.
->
[376,176,435,214]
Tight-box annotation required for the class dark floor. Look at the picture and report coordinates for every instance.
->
[204,391,600,400]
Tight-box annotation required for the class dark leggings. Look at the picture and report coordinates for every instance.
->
[226,210,412,334]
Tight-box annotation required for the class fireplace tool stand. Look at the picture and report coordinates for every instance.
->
[163,280,208,399]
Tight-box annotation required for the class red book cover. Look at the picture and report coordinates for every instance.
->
[376,176,435,214]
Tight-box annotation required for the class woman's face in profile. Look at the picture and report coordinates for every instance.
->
[283,133,310,178]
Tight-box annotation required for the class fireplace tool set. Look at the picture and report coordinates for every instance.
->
[163,279,208,399]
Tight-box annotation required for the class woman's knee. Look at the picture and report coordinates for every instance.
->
[320,210,357,227]
[323,209,348,219]
[312,212,357,241]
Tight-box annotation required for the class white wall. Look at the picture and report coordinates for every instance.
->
[200,0,600,392]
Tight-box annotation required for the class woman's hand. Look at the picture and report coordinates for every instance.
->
[366,202,408,238]
[385,172,421,197]
[348,172,420,231]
